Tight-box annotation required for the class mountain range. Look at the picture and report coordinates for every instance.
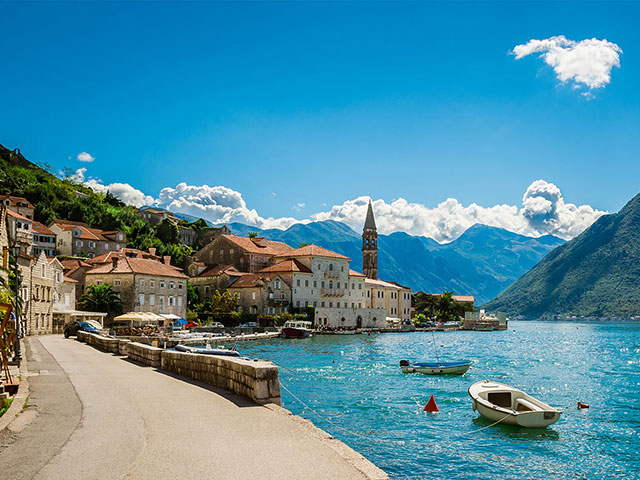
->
[223,220,564,304]
[484,192,640,318]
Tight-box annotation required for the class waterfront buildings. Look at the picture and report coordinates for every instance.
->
[32,221,57,257]
[49,219,126,258]
[187,264,245,302]
[85,252,188,319]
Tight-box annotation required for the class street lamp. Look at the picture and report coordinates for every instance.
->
[10,243,22,362]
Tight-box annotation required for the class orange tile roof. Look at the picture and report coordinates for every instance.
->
[60,258,93,271]
[0,195,34,209]
[365,278,408,289]
[90,248,159,264]
[420,292,475,303]
[197,265,241,277]
[6,209,32,222]
[349,269,365,277]
[32,221,55,236]
[228,273,278,288]
[222,234,294,256]
[275,244,349,260]
[258,259,312,274]
[86,256,187,278]
[63,276,78,283]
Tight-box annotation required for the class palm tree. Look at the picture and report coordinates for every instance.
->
[248,231,259,238]
[78,284,123,318]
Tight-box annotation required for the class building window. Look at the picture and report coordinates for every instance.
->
[139,294,145,306]
[178,297,183,306]
[159,296,164,305]
[160,281,165,288]
[337,282,340,288]
[297,279,301,287]
[105,243,109,250]
[252,292,256,300]
[229,248,234,254]
[329,302,333,308]
[313,281,317,288]
[178,284,183,289]
[329,264,333,271]
[116,244,120,249]
[140,280,144,287]
[359,284,362,290]
[170,282,175,289]
[205,286,210,293]
[321,281,325,288]
[305,280,309,287]
[275,280,281,289]
[296,301,300,307]
[313,301,317,307]
[150,294,155,305]
[168,296,174,306]
[150,281,155,288]
[321,302,325,307]
[88,241,95,248]
[352,283,355,289]
[75,240,83,247]
[114,280,121,286]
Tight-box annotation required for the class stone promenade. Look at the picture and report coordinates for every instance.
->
[0,336,387,480]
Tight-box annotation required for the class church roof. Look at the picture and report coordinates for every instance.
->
[364,200,376,230]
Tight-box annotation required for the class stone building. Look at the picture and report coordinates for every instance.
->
[365,278,412,322]
[0,195,35,220]
[32,221,57,257]
[22,252,55,335]
[85,254,188,320]
[187,264,245,302]
[227,273,292,315]
[59,257,93,299]
[1,205,9,286]
[194,234,293,273]
[6,209,32,254]
[136,207,178,227]
[49,219,126,258]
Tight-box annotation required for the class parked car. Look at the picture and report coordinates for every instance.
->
[239,322,259,328]
[184,321,199,329]
[64,321,100,338]
[210,322,225,329]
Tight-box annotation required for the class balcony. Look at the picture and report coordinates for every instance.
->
[320,288,345,297]
[323,271,340,279]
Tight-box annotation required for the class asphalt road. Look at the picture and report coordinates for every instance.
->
[0,336,379,480]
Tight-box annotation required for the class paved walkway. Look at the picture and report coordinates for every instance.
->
[0,336,383,480]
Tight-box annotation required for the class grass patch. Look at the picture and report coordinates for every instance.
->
[0,398,14,418]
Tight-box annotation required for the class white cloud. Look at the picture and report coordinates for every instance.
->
[70,168,154,208]
[513,35,622,93]
[292,202,306,211]
[77,152,95,162]
[312,180,605,242]
[155,182,303,230]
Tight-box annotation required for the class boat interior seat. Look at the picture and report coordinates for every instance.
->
[515,398,543,412]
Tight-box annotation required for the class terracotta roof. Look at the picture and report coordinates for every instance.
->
[0,195,34,209]
[387,280,412,291]
[32,221,55,236]
[59,258,93,272]
[365,278,408,289]
[90,248,159,264]
[275,244,349,260]
[426,293,475,303]
[197,265,240,277]
[50,219,123,242]
[228,273,278,288]
[258,259,312,274]
[222,235,294,256]
[86,256,188,278]
[349,269,365,277]
[6,209,31,222]
[63,276,78,283]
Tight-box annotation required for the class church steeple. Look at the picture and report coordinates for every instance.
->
[362,200,378,280]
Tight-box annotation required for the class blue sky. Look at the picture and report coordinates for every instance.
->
[1,1,638,241]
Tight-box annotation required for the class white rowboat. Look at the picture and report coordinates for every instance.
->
[400,360,471,375]
[468,380,561,428]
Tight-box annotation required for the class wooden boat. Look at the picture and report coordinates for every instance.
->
[281,321,312,339]
[174,344,241,357]
[468,380,561,428]
[400,359,471,375]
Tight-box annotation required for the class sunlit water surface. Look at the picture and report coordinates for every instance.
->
[236,321,640,480]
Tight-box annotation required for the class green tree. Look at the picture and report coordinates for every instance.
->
[186,282,199,308]
[155,218,179,244]
[77,284,123,318]
[248,231,259,238]
[210,290,239,313]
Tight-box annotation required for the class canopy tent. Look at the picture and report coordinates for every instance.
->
[113,312,166,326]
[159,314,183,321]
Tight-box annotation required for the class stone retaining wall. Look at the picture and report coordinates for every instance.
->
[77,330,120,354]
[76,334,281,406]
[161,350,280,405]
[126,342,162,368]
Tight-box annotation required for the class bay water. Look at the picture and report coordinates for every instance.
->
[238,321,640,479]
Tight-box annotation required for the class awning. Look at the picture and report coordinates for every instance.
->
[113,312,166,325]
[159,314,182,320]
[53,309,108,317]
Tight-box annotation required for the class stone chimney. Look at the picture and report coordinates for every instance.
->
[149,247,157,256]
[112,257,119,269]
[163,255,171,265]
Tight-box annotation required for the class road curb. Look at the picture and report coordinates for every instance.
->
[264,403,389,480]
[0,355,31,433]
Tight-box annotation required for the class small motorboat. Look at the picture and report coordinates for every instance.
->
[174,344,241,357]
[468,380,561,428]
[281,321,312,339]
[400,359,471,375]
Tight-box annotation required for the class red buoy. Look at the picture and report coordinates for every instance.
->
[577,402,589,409]
[424,394,439,413]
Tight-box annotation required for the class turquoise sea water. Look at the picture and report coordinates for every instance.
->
[237,321,640,480]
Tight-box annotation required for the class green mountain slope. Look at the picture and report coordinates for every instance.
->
[484,192,640,318]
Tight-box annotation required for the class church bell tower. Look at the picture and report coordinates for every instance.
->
[362,200,378,280]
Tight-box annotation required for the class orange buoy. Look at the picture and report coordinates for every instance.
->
[577,402,589,409]
[424,394,439,413]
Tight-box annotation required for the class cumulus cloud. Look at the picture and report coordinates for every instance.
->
[155,182,303,230]
[312,180,604,242]
[513,35,622,93]
[292,202,306,211]
[70,168,154,208]
[77,152,95,162]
